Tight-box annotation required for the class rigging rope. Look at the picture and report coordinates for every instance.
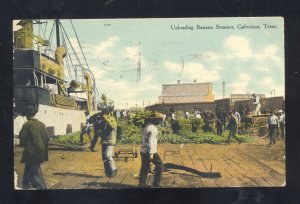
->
[69,19,100,100]
[60,29,72,82]
[60,23,84,77]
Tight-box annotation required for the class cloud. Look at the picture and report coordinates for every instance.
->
[89,65,106,80]
[254,64,270,72]
[125,46,139,63]
[260,76,285,97]
[164,61,220,82]
[262,76,273,87]
[228,73,251,94]
[223,36,252,60]
[254,44,284,69]
[95,76,160,109]
[142,74,155,83]
[96,36,120,53]
[255,45,278,61]
[191,51,221,61]
[69,38,81,53]
[123,46,150,69]
[94,36,120,59]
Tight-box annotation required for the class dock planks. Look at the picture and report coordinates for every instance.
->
[14,139,285,189]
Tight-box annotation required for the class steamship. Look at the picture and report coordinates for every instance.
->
[13,20,103,140]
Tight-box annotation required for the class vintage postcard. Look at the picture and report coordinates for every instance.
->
[13,17,285,189]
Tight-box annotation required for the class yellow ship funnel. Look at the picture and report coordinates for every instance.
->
[14,20,33,49]
[55,47,67,80]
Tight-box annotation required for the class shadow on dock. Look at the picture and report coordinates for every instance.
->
[53,172,102,178]
[164,163,221,178]
[82,182,137,188]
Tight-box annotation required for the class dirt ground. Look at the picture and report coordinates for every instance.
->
[14,136,285,189]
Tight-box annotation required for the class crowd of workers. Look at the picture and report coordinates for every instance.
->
[18,93,285,190]
[18,103,166,189]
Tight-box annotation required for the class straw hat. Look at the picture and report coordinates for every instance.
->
[148,111,163,119]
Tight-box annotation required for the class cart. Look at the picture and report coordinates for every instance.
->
[251,114,270,137]
[239,114,270,137]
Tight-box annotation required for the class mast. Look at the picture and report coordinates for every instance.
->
[55,19,60,47]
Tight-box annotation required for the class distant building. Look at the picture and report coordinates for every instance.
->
[215,94,265,113]
[230,94,265,105]
[146,81,215,112]
[158,80,215,104]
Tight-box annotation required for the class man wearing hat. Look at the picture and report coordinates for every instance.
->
[80,110,92,145]
[19,105,48,189]
[139,111,164,188]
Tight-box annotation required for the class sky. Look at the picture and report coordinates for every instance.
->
[27,17,284,109]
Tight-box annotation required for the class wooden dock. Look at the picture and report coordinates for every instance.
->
[14,137,285,189]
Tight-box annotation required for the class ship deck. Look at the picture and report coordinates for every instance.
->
[14,137,285,189]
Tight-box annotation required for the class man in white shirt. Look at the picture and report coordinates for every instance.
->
[232,109,241,132]
[139,111,163,188]
[252,93,261,115]
[185,110,190,119]
[195,110,201,119]
[268,111,280,147]
[278,110,285,140]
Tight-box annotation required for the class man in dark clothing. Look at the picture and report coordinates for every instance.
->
[80,111,92,145]
[96,108,118,177]
[220,109,227,131]
[88,112,102,152]
[226,112,242,145]
[19,106,49,189]
[216,118,223,136]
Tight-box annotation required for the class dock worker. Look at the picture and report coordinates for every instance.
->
[252,93,261,115]
[232,109,241,132]
[19,105,49,189]
[278,110,285,140]
[226,112,242,145]
[139,111,164,188]
[80,110,92,145]
[268,111,280,147]
[89,112,102,152]
[97,108,118,178]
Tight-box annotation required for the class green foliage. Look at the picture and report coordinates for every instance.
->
[117,119,141,144]
[130,110,152,127]
[50,131,90,145]
[53,117,254,146]
[116,117,254,144]
[158,131,254,144]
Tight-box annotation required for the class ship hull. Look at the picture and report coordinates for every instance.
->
[14,104,86,141]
